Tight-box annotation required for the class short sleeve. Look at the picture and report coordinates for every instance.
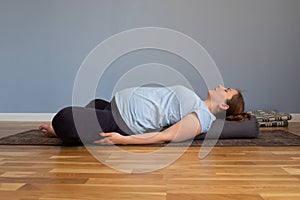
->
[192,109,216,133]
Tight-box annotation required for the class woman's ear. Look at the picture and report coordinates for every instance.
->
[219,103,229,111]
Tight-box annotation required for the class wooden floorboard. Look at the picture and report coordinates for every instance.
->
[0,122,299,200]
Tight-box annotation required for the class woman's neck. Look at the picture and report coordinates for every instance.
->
[204,99,215,114]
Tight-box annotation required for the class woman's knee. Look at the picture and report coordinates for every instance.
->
[86,99,110,110]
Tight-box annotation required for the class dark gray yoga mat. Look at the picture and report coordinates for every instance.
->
[0,129,299,146]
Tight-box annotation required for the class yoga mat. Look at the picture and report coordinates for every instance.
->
[0,129,299,146]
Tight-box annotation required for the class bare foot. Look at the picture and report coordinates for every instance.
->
[39,124,57,137]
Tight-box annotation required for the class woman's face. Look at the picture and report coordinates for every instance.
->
[208,85,238,107]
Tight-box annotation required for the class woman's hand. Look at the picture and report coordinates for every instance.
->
[93,132,127,145]
[93,113,201,145]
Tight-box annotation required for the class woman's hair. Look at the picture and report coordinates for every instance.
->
[225,90,251,121]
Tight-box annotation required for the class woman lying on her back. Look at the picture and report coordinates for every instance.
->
[39,85,250,145]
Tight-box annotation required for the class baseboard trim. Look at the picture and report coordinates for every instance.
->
[0,113,300,122]
[0,113,55,121]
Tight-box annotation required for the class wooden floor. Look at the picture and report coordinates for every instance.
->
[0,122,300,200]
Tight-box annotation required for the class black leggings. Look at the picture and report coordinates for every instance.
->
[52,99,128,145]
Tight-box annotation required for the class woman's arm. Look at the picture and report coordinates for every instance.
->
[94,112,201,145]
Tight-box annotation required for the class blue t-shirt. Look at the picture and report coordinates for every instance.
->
[114,85,216,134]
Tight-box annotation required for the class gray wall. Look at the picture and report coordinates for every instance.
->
[1,0,299,113]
